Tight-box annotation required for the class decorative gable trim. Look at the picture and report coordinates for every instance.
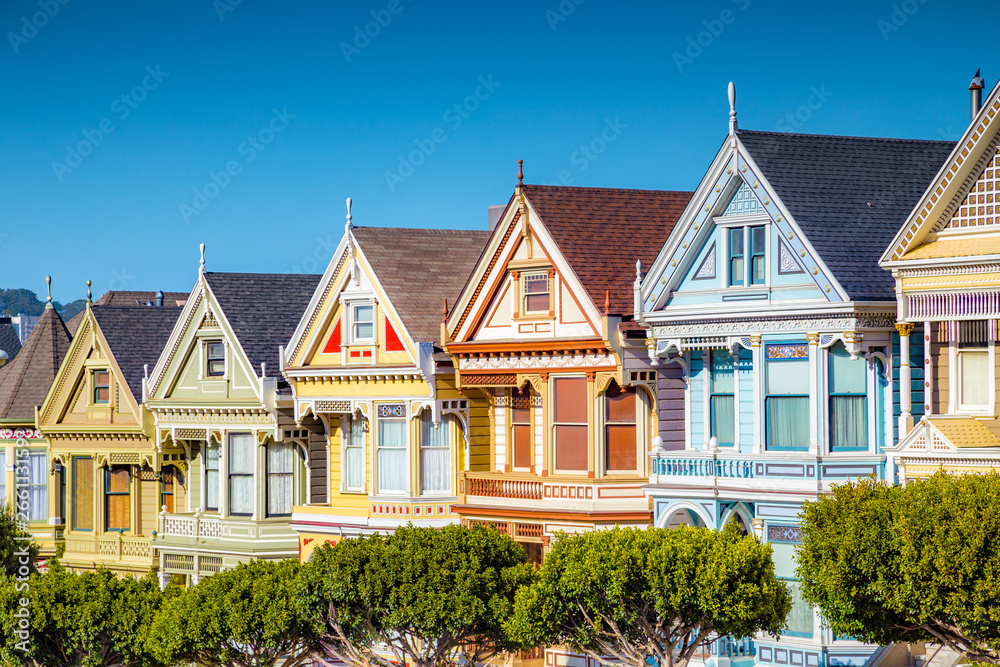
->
[148,284,204,397]
[778,238,805,274]
[932,138,1000,234]
[693,242,717,280]
[452,209,519,338]
[284,233,351,367]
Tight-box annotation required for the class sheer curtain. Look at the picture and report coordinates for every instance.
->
[830,396,866,449]
[228,434,254,515]
[961,350,990,407]
[419,412,451,495]
[28,453,47,521]
[205,445,220,510]
[267,442,294,516]
[766,357,809,450]
[344,415,366,491]
[377,419,407,493]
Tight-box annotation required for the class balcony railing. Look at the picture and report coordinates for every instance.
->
[652,455,754,479]
[466,475,543,500]
[160,513,223,539]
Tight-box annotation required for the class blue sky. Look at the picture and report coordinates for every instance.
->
[1,0,996,302]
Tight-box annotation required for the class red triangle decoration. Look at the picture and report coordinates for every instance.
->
[385,316,405,352]
[322,318,342,354]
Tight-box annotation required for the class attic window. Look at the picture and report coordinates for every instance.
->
[93,370,110,404]
[522,272,550,313]
[206,341,225,377]
[351,303,375,342]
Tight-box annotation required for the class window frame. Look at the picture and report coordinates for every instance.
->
[764,344,810,452]
[375,404,408,495]
[227,433,254,517]
[20,451,48,523]
[72,456,94,531]
[92,369,110,404]
[954,320,993,414]
[160,466,175,513]
[342,413,367,493]
[204,443,220,512]
[749,225,766,285]
[727,227,745,287]
[709,349,736,447]
[510,386,533,471]
[827,343,868,453]
[552,375,589,473]
[603,380,639,473]
[418,410,453,496]
[725,224,768,288]
[521,271,551,314]
[265,442,294,518]
[104,465,131,532]
[206,341,226,377]
[350,302,376,343]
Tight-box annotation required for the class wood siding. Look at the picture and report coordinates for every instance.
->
[658,361,685,450]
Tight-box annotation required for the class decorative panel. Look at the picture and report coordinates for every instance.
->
[693,243,717,280]
[767,525,802,543]
[946,147,1000,229]
[765,344,808,359]
[721,180,764,216]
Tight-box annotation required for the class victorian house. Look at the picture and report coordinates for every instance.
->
[37,289,186,575]
[145,256,320,585]
[637,86,955,667]
[283,201,490,561]
[442,175,691,572]
[881,74,1000,477]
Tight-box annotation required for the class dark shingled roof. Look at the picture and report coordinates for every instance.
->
[0,308,72,420]
[738,130,955,301]
[204,273,322,375]
[352,227,492,343]
[91,305,183,401]
[0,321,21,364]
[521,184,693,316]
[95,291,189,307]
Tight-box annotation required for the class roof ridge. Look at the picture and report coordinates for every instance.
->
[739,128,956,145]
[522,184,695,195]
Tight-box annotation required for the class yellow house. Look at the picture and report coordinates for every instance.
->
[37,289,186,575]
[283,201,490,560]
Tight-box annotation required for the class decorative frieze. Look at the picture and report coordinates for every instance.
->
[767,525,802,543]
[650,313,896,337]
[0,428,42,440]
[907,291,1000,321]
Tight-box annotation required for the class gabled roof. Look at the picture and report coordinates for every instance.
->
[738,130,954,300]
[204,272,322,374]
[521,185,693,315]
[0,308,72,420]
[90,305,183,400]
[352,227,491,343]
[94,291,189,307]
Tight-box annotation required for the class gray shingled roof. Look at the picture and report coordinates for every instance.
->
[352,227,491,344]
[0,321,21,364]
[205,273,322,376]
[91,305,183,401]
[0,308,71,420]
[738,130,955,301]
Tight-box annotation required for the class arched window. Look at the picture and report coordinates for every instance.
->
[419,411,452,495]
[605,380,637,472]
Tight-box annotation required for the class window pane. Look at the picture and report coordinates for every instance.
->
[553,377,587,424]
[961,351,990,406]
[106,466,130,493]
[73,458,93,530]
[555,425,588,470]
[162,468,175,514]
[267,442,294,474]
[419,412,451,494]
[107,496,129,531]
[767,396,809,449]
[523,273,549,294]
[711,350,734,394]
[751,226,766,253]
[229,434,254,474]
[712,395,735,444]
[766,359,809,395]
[525,293,549,312]
[959,320,989,348]
[784,581,814,637]
[354,304,373,323]
[205,445,219,510]
[106,466,130,531]
[605,425,636,471]
[729,227,744,255]
[207,342,225,358]
[751,255,766,284]
[230,476,253,515]
[512,387,531,424]
[346,446,365,490]
[267,444,294,516]
[730,257,744,286]
[605,382,636,423]
[829,344,866,394]
[830,396,866,450]
[378,418,407,492]
[513,424,532,469]
[355,321,374,339]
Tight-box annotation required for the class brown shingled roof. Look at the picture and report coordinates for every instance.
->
[521,184,692,316]
[351,227,491,344]
[0,307,72,420]
[94,291,189,307]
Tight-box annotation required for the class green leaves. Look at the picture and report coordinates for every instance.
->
[797,472,1000,664]
[506,525,790,667]
[0,502,38,580]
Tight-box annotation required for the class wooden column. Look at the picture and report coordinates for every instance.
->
[895,322,914,438]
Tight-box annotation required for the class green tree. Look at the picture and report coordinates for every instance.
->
[0,563,172,667]
[507,523,790,667]
[297,524,537,667]
[148,558,317,667]
[797,472,1000,665]
[0,502,38,579]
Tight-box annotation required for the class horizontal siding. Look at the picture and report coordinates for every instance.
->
[658,361,685,451]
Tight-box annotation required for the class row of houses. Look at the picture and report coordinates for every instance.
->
[2,76,999,667]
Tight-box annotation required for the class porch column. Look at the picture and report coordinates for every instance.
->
[807,333,819,455]
[895,323,914,438]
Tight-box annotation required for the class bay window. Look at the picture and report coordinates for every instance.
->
[829,342,867,451]
[343,414,366,492]
[377,405,407,493]
[765,344,809,451]
[228,433,254,516]
[604,381,637,471]
[553,376,588,471]
[710,349,735,446]
[419,411,451,495]
[958,320,990,411]
[512,386,532,469]
[266,442,294,517]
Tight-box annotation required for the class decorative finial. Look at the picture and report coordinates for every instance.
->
[635,259,642,280]
[442,298,448,320]
[728,81,737,134]
[346,197,353,225]
[517,160,523,186]
[45,276,53,309]
[603,290,610,315]
[86,280,92,305]
[199,243,206,275]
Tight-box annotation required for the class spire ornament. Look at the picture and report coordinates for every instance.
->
[45,276,53,310]
[199,243,206,275]
[517,160,523,186]
[728,81,737,135]
[86,280,93,305]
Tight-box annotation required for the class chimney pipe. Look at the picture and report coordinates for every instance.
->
[970,68,985,122]
[155,290,164,307]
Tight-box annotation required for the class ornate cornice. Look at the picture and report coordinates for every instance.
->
[650,313,895,338]
[459,353,616,371]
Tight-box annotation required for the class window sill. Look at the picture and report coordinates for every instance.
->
[340,489,367,495]
[513,313,554,322]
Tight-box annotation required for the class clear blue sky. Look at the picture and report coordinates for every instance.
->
[1,0,995,302]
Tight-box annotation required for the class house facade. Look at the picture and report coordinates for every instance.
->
[145,264,320,585]
[638,89,955,667]
[284,203,491,561]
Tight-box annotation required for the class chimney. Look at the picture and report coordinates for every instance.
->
[155,290,164,307]
[970,68,985,122]
[488,205,505,231]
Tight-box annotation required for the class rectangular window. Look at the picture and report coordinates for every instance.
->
[105,465,130,532]
[512,386,532,469]
[419,411,451,494]
[765,345,810,450]
[161,467,175,513]
[554,377,588,471]
[783,580,815,637]
[829,343,867,451]
[377,406,407,493]
[605,381,637,471]
[343,414,366,492]
[72,457,93,531]
[205,444,220,511]
[21,453,47,522]
[206,341,225,377]
[750,226,766,285]
[958,320,990,410]
[266,442,294,517]
[352,303,374,341]
[728,228,744,286]
[228,433,254,516]
[710,349,735,446]
[522,271,550,313]
[93,370,110,404]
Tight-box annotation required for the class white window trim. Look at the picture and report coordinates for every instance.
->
[509,388,532,473]
[521,270,551,315]
[204,339,226,380]
[374,404,409,497]
[949,320,996,416]
[346,299,377,345]
[418,410,453,497]
[550,374,590,475]
[341,413,366,494]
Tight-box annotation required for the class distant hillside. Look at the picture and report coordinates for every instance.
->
[0,288,86,319]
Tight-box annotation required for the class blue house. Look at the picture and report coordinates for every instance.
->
[636,85,954,667]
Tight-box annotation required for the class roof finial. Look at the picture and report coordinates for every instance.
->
[45,276,53,310]
[86,280,92,305]
[346,197,353,232]
[517,159,523,186]
[199,243,206,275]
[635,259,642,281]
[603,289,610,315]
[728,82,737,135]
[442,298,448,321]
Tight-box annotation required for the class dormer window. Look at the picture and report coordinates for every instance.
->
[351,303,375,342]
[522,272,550,313]
[728,225,766,287]
[93,370,110,404]
[206,341,225,377]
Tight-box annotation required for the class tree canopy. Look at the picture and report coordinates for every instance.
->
[297,523,537,667]
[506,523,790,667]
[0,502,39,579]
[798,472,1000,665]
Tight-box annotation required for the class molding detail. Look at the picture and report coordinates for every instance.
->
[459,353,615,370]
[693,243,717,280]
[651,313,896,338]
[778,239,804,274]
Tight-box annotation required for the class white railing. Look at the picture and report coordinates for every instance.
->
[158,512,222,540]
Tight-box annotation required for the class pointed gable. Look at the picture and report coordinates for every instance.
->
[0,308,72,420]
[90,305,184,401]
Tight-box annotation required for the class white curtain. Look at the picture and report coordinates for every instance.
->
[419,412,451,495]
[830,396,866,449]
[712,395,735,445]
[28,454,47,521]
[229,434,254,515]
[267,442,294,516]
[767,397,809,449]
[205,445,220,510]
[344,415,366,491]
[377,419,407,493]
